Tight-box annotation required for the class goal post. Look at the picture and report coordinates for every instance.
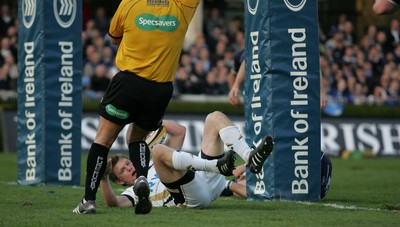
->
[244,0,321,201]
[17,0,82,186]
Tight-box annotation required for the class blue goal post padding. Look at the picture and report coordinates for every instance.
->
[17,0,82,186]
[244,0,321,201]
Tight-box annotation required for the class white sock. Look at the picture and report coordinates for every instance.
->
[172,151,219,173]
[219,126,251,163]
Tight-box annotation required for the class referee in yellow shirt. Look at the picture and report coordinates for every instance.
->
[74,0,201,215]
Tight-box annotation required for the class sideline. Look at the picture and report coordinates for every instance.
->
[296,201,400,212]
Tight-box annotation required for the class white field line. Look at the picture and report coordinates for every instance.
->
[298,201,399,212]
[223,198,396,212]
[294,201,382,211]
[322,203,382,211]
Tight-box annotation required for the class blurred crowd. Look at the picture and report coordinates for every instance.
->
[320,14,400,106]
[0,3,399,106]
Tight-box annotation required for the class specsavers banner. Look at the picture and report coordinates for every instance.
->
[17,0,82,185]
[244,0,321,201]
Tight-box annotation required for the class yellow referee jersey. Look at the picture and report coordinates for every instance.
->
[109,0,200,82]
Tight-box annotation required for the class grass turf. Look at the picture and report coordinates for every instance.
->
[0,152,399,226]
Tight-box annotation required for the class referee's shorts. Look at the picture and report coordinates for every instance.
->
[99,71,173,131]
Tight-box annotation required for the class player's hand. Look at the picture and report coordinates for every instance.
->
[101,158,113,181]
[233,164,246,179]
[229,87,242,107]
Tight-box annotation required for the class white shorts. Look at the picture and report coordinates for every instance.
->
[163,152,226,209]
[164,170,226,209]
[122,157,226,209]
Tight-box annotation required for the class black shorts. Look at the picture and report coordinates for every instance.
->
[98,71,173,131]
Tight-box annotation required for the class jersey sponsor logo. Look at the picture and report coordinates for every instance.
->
[53,0,77,28]
[283,0,307,12]
[22,0,36,29]
[136,14,179,32]
[105,104,129,119]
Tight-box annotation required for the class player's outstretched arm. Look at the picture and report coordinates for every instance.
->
[100,159,134,207]
[228,60,245,107]
[100,177,133,207]
[230,181,246,199]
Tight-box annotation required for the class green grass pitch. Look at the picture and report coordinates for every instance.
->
[0,152,399,226]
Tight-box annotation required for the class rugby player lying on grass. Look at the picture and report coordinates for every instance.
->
[100,111,273,210]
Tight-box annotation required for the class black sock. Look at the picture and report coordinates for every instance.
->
[129,141,150,177]
[84,143,109,201]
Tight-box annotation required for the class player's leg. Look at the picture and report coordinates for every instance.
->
[153,150,226,209]
[126,123,151,177]
[152,144,235,179]
[151,146,214,208]
[151,144,187,183]
[127,72,174,178]
[198,111,245,200]
[203,111,251,160]
[201,111,229,157]
[209,111,273,174]
[74,71,132,214]
[73,116,124,214]
[152,146,217,209]
[125,126,153,214]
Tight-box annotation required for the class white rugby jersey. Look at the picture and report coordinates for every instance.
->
[121,162,175,207]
